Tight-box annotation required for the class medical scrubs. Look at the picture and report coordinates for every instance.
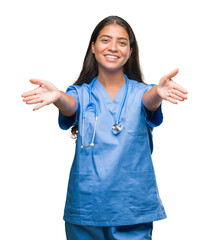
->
[58,79,166,228]
[65,221,153,240]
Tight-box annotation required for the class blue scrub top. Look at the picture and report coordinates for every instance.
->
[59,79,167,226]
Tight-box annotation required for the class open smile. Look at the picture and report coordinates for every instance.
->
[104,54,120,61]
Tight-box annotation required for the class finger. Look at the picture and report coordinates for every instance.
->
[173,83,188,94]
[170,89,188,100]
[21,79,44,97]
[29,79,44,86]
[33,102,47,111]
[166,97,178,104]
[166,68,179,80]
[26,98,42,105]
[169,93,183,101]
[22,95,40,102]
[22,90,36,97]
[22,87,40,97]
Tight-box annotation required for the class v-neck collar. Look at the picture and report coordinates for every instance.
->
[93,79,126,107]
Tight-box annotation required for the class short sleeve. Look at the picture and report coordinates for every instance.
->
[58,85,80,130]
[142,84,163,128]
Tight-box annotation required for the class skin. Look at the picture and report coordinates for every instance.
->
[22,23,188,115]
[91,24,132,100]
[143,68,188,111]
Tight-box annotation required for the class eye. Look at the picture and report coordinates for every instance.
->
[101,38,109,43]
[119,41,127,46]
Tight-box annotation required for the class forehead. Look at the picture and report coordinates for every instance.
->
[98,24,129,40]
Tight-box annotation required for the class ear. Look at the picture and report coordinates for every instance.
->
[91,42,95,54]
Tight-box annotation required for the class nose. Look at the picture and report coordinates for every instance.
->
[108,40,118,52]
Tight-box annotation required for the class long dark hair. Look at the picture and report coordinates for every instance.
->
[74,15,145,85]
[71,16,145,137]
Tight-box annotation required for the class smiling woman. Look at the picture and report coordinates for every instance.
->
[91,24,132,74]
[72,16,145,87]
[22,15,188,240]
[91,24,133,99]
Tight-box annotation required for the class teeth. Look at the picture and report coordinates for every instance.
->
[105,55,118,59]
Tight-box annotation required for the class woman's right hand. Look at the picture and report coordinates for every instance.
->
[22,79,61,111]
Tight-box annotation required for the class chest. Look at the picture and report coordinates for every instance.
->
[102,85,124,101]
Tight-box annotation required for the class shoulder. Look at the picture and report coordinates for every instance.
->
[66,83,90,94]
[66,83,88,91]
[128,80,154,93]
[127,80,156,106]
[129,80,145,89]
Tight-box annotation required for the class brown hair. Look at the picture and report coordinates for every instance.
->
[71,16,145,137]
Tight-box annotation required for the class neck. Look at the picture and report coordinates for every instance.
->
[97,69,126,87]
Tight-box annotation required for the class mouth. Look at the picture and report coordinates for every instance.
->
[104,54,120,60]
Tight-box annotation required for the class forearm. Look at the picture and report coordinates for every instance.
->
[143,86,163,112]
[54,91,78,117]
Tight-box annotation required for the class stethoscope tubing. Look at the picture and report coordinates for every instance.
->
[81,74,129,148]
[116,75,129,124]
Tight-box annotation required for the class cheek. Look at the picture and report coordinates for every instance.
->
[94,43,106,54]
[93,49,104,65]
[123,49,131,60]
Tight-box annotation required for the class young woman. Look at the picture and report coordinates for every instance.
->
[22,16,188,240]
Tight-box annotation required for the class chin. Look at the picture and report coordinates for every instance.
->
[100,64,125,73]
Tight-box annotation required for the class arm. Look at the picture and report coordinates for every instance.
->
[143,68,188,112]
[54,91,77,116]
[22,79,77,116]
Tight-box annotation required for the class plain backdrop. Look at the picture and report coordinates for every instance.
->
[0,0,208,239]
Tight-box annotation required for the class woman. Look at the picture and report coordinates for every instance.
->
[22,16,188,240]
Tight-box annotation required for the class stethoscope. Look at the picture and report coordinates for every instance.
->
[81,74,129,148]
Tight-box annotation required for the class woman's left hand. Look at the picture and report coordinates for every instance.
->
[157,68,188,104]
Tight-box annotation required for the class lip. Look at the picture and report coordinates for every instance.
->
[104,54,119,58]
[104,54,120,61]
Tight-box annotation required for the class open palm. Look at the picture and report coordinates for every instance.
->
[157,69,188,104]
[22,79,60,110]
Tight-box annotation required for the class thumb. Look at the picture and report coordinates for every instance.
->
[29,78,44,86]
[166,68,179,80]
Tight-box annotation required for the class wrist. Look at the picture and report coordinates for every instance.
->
[150,85,163,111]
[156,85,161,97]
[54,91,63,107]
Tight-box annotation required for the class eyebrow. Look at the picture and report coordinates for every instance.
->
[99,35,129,41]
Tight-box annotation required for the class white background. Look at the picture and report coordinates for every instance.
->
[0,0,208,239]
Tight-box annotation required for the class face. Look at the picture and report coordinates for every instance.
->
[91,24,132,73]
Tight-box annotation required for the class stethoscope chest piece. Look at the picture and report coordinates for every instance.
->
[112,123,123,135]
[81,74,129,148]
